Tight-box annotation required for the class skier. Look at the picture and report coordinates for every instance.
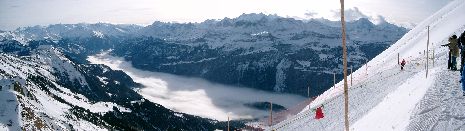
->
[400,59,406,70]
[442,35,459,70]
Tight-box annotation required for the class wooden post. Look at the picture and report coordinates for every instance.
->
[398,53,400,65]
[426,26,429,78]
[366,59,368,76]
[269,101,273,127]
[339,0,350,130]
[350,66,353,86]
[227,115,230,131]
[308,86,310,98]
[333,72,336,88]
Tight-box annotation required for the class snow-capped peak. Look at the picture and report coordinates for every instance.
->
[235,13,280,22]
[93,30,104,38]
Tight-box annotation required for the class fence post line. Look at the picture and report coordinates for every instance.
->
[227,115,230,131]
[270,101,273,128]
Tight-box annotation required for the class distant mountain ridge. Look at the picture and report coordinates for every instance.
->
[0,13,408,130]
[116,13,408,96]
[0,13,408,97]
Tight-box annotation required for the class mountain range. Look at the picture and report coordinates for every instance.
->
[2,13,407,96]
[0,13,408,130]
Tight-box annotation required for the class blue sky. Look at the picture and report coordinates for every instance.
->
[0,0,452,30]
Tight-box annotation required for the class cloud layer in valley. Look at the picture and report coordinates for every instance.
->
[87,52,306,121]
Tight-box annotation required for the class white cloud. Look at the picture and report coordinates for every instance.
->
[333,7,368,21]
[328,7,388,25]
[304,11,318,18]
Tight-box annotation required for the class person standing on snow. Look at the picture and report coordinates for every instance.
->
[442,42,453,70]
[401,59,406,70]
[442,35,459,70]
[450,35,459,71]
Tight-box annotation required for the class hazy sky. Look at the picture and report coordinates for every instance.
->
[0,0,452,30]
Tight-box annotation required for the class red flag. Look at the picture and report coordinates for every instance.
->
[315,106,324,119]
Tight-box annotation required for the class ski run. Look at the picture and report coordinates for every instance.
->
[265,0,465,130]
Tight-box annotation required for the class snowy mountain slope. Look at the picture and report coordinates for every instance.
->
[0,45,243,130]
[0,48,118,130]
[268,0,465,130]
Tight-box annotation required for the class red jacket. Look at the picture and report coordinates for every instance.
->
[315,107,324,119]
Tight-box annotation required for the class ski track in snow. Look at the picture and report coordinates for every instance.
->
[351,68,436,130]
[407,69,465,131]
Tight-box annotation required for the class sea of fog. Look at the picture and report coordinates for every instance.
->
[87,52,306,121]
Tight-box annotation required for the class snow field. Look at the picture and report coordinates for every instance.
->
[0,46,129,130]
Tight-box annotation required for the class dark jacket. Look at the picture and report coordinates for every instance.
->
[449,38,459,57]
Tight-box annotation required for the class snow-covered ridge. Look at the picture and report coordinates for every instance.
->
[142,14,406,51]
[0,46,130,130]
[0,23,142,45]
